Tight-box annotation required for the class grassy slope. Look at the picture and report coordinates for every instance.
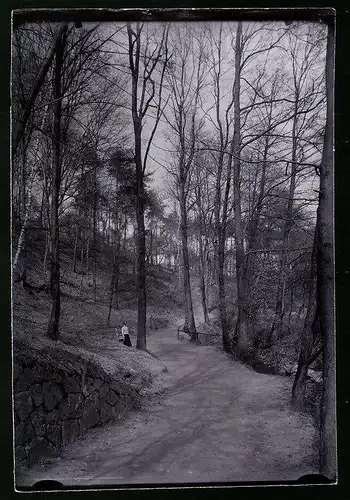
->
[13,234,185,384]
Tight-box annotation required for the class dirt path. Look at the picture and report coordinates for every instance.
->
[17,323,318,487]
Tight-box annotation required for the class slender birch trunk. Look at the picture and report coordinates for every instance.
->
[13,107,49,272]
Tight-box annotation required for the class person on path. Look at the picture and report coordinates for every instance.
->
[121,321,132,347]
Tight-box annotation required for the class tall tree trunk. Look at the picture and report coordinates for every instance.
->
[214,166,231,348]
[318,21,336,481]
[132,225,137,275]
[20,228,28,285]
[107,244,118,325]
[177,212,182,291]
[107,212,111,245]
[233,22,252,360]
[213,152,228,347]
[136,184,147,349]
[155,225,159,266]
[287,287,294,335]
[199,231,210,324]
[86,236,89,275]
[267,99,300,345]
[17,153,26,225]
[79,240,84,296]
[114,228,121,311]
[93,164,98,302]
[47,25,67,340]
[43,229,49,273]
[123,215,127,253]
[39,181,45,225]
[148,226,154,265]
[179,179,197,340]
[73,227,78,272]
[218,230,229,348]
[219,148,234,351]
[126,21,169,349]
[108,186,121,323]
[196,183,210,325]
[147,226,153,265]
[101,209,106,243]
[292,221,318,407]
[244,107,272,340]
[134,119,147,350]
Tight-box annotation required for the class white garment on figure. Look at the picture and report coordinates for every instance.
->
[121,325,129,338]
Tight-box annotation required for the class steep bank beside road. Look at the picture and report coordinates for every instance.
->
[13,332,167,472]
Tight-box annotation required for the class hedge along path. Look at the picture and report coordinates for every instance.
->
[17,323,319,487]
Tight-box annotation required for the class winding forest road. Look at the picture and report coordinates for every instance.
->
[18,322,319,487]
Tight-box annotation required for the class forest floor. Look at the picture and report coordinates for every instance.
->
[16,312,319,487]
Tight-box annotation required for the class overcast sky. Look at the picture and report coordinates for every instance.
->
[67,20,326,217]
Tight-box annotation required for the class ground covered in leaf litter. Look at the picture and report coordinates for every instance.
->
[17,318,319,488]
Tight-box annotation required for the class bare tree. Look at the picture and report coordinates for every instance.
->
[292,219,319,405]
[232,21,253,359]
[47,24,68,340]
[205,22,236,350]
[12,23,69,158]
[267,25,325,345]
[164,25,208,340]
[192,153,213,324]
[126,21,170,350]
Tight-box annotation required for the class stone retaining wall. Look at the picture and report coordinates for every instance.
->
[14,342,142,470]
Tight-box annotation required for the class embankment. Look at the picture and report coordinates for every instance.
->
[13,335,165,471]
